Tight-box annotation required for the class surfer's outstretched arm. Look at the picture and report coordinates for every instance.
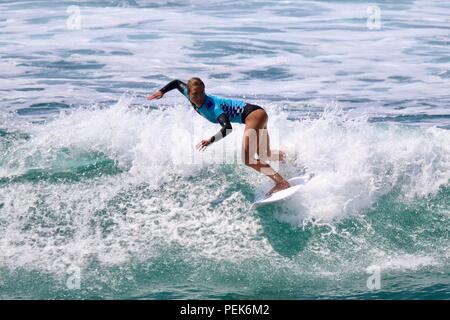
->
[159,79,187,95]
[147,79,187,100]
[197,114,233,151]
[211,114,232,143]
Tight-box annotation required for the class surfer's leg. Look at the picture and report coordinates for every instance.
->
[258,124,286,162]
[242,128,286,182]
[242,109,290,195]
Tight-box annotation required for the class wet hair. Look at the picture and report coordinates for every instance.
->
[187,77,205,94]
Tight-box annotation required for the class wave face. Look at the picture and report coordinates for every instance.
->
[0,0,449,299]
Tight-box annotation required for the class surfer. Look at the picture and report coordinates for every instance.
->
[147,78,290,195]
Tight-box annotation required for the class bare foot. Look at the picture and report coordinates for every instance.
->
[266,180,290,197]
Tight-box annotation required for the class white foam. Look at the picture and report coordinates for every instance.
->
[270,106,450,222]
[1,98,449,274]
[369,254,439,271]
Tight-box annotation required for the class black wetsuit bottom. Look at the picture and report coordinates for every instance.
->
[241,103,264,123]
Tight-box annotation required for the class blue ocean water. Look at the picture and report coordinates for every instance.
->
[0,0,449,299]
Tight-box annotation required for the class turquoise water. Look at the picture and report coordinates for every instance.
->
[0,0,449,299]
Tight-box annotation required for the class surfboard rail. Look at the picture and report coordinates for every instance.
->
[251,174,311,209]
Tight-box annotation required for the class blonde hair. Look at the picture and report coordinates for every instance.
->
[187,77,205,93]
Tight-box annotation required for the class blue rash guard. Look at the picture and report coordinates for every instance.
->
[180,88,246,124]
[159,79,260,143]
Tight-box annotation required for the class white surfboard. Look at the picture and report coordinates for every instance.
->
[251,175,311,209]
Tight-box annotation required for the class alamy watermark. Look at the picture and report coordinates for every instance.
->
[366,5,381,30]
[171,126,282,174]
[53,262,81,290]
[366,265,381,290]
[66,5,81,30]
[66,264,81,290]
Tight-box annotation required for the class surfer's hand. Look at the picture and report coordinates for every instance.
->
[147,90,163,100]
[196,139,211,151]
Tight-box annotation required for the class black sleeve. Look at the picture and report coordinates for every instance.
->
[210,114,233,143]
[159,79,187,95]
